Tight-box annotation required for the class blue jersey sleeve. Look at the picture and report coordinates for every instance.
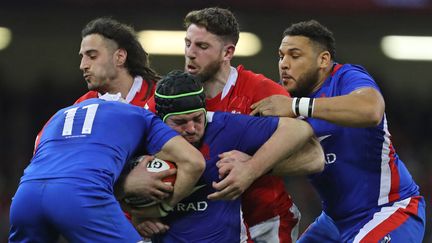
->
[338,64,381,95]
[141,110,179,155]
[229,114,279,154]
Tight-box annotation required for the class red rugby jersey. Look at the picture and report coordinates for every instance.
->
[74,77,155,109]
[207,65,294,226]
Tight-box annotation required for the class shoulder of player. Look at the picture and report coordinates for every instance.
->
[74,91,98,104]
[129,79,157,107]
[237,67,283,89]
[209,111,257,125]
[336,63,372,77]
[334,64,377,85]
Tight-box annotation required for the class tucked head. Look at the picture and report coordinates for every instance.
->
[155,71,207,146]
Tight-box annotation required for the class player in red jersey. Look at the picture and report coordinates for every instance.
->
[73,17,178,201]
[182,7,300,242]
[75,17,159,109]
[35,17,160,156]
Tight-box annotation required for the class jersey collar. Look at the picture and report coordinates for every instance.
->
[97,75,143,104]
[221,66,238,100]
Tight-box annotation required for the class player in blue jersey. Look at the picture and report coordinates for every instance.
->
[8,96,205,243]
[249,20,426,242]
[125,71,324,242]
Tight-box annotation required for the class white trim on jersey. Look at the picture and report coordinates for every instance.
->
[290,202,301,242]
[353,197,411,243]
[378,115,392,205]
[249,215,281,242]
[96,75,143,104]
[125,76,143,103]
[206,111,215,122]
[221,66,238,100]
[240,209,248,243]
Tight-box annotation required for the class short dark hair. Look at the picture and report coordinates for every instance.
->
[82,17,160,97]
[283,20,336,59]
[184,7,240,45]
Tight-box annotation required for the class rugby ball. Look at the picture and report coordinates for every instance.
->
[124,157,176,208]
[146,157,176,186]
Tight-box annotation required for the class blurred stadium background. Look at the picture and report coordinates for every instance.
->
[1,0,431,242]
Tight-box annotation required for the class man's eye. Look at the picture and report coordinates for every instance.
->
[174,121,186,126]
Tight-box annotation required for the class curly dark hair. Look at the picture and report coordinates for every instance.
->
[82,17,160,98]
[283,20,336,59]
[184,7,239,45]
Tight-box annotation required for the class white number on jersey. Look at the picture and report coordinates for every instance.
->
[62,104,99,136]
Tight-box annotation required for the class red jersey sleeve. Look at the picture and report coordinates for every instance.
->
[146,95,156,113]
[252,77,290,103]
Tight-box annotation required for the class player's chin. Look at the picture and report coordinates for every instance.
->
[87,82,97,91]
[282,82,296,93]
[185,136,199,144]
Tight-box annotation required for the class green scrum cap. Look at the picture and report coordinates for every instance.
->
[155,70,206,121]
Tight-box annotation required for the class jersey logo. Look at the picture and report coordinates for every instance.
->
[318,135,337,165]
[380,234,391,243]
[325,153,337,165]
[175,201,208,212]
[191,184,206,193]
[318,135,331,142]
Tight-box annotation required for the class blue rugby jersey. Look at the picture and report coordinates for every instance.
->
[307,64,420,224]
[157,112,279,243]
[21,98,178,188]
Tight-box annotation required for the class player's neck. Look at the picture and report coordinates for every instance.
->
[311,64,334,94]
[203,64,231,99]
[108,71,134,99]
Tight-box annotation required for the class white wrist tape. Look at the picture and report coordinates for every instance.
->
[292,97,315,117]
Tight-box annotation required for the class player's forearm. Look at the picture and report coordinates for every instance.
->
[247,117,313,179]
[169,158,204,206]
[312,88,385,127]
[156,136,205,206]
[272,136,324,176]
[129,204,161,219]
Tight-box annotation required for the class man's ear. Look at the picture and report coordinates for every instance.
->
[223,44,236,61]
[318,51,331,69]
[115,48,128,66]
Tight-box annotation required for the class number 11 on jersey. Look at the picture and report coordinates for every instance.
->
[62,104,99,136]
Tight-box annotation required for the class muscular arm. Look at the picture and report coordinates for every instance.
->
[155,135,206,207]
[121,155,176,202]
[208,117,313,200]
[271,136,324,176]
[242,117,314,177]
[313,87,385,127]
[251,87,385,127]
[217,135,323,178]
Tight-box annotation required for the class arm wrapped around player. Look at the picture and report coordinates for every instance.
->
[122,155,176,208]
